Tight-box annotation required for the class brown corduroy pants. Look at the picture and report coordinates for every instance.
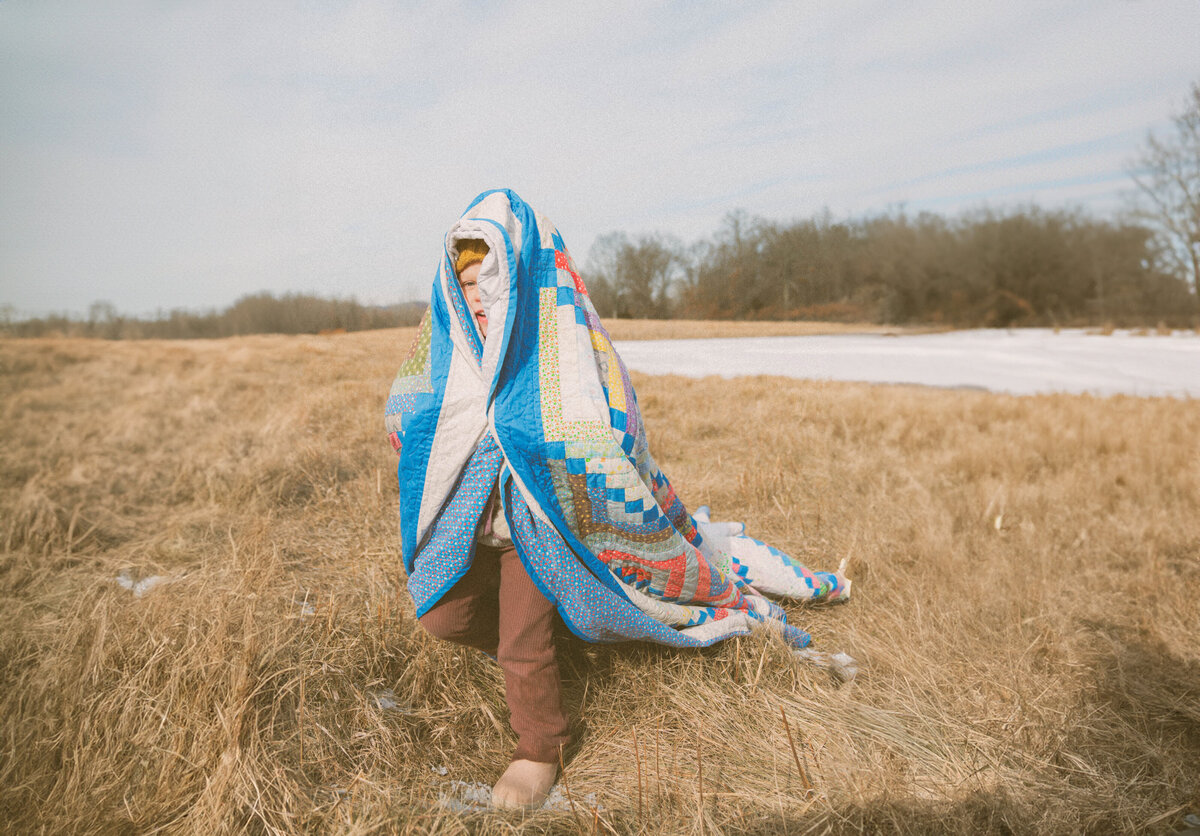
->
[417,543,570,764]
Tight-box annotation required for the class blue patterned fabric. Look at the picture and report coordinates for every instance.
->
[406,435,503,616]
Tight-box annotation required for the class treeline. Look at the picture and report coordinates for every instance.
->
[584,206,1199,327]
[6,206,1197,339]
[3,293,428,339]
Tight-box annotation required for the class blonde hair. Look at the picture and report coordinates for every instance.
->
[454,239,489,274]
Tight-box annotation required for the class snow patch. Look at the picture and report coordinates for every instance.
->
[614,329,1200,397]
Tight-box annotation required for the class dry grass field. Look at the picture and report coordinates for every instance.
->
[1,326,1198,835]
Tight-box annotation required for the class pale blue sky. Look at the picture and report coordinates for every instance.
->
[2,0,1198,317]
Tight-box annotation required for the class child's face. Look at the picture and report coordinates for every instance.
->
[458,262,487,336]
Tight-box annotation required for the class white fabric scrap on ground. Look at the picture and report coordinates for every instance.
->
[115,570,169,598]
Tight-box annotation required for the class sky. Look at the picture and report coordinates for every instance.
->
[2,1,1198,317]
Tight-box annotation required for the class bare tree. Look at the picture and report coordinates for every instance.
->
[585,232,683,319]
[1129,82,1200,299]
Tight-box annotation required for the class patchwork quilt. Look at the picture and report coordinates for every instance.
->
[385,189,848,649]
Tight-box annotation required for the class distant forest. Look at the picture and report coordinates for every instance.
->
[4,203,1196,340]
[2,294,428,340]
[583,205,1198,328]
[8,211,1200,341]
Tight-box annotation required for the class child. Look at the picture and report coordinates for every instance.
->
[415,239,567,808]
[386,190,849,811]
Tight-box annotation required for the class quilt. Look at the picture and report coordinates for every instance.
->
[385,189,848,649]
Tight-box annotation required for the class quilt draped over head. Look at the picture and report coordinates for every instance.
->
[385,189,848,649]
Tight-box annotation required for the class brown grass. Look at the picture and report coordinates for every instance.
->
[1,327,1198,835]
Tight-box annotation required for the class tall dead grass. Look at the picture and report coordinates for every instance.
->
[1,328,1197,834]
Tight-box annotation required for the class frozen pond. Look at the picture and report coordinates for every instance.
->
[613,328,1200,398]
